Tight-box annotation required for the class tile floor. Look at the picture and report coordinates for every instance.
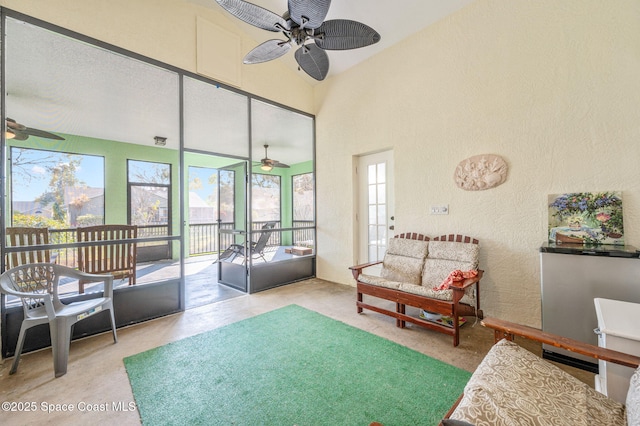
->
[0,278,592,426]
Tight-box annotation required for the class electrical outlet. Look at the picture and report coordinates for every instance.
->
[430,205,449,215]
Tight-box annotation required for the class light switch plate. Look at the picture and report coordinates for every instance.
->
[430,205,449,215]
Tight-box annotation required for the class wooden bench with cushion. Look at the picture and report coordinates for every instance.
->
[349,233,483,347]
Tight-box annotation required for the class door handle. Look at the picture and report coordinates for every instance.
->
[389,225,395,230]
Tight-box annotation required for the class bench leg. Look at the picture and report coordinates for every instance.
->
[396,303,406,328]
[357,292,363,313]
[452,305,460,347]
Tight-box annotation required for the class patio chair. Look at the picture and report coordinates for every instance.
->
[0,263,117,377]
[216,222,276,264]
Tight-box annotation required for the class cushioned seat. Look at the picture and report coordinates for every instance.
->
[450,339,629,425]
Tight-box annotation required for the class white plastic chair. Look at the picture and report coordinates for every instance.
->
[0,263,117,377]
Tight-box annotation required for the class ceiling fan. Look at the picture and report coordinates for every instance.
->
[215,0,381,81]
[259,144,289,171]
[5,118,65,141]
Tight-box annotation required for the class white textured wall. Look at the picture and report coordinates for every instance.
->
[0,0,314,114]
[314,0,640,326]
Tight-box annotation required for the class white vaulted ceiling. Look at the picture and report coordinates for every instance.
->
[192,0,475,83]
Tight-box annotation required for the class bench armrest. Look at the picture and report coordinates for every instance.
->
[482,317,640,369]
[447,270,483,290]
[348,261,383,280]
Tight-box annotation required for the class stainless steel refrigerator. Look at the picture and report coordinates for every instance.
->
[540,243,640,371]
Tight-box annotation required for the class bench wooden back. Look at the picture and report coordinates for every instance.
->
[77,225,137,291]
[432,234,479,244]
[395,232,479,245]
[394,232,429,241]
[5,227,52,269]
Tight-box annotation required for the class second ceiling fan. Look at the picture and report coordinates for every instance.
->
[259,144,289,171]
[215,0,381,81]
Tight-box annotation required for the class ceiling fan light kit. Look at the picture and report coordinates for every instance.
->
[216,0,381,81]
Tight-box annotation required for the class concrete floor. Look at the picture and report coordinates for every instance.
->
[0,278,593,426]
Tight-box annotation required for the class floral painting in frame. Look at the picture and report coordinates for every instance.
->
[548,191,624,245]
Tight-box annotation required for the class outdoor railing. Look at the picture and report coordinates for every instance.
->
[8,221,314,266]
[292,220,314,246]
[251,221,282,246]
[189,222,235,256]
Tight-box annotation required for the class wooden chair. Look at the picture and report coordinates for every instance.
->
[76,225,137,293]
[5,227,56,270]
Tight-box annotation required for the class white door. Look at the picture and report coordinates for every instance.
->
[357,150,395,275]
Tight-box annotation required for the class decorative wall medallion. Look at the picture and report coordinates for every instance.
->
[454,154,507,191]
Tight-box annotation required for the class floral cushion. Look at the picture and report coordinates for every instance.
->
[386,238,429,258]
[379,239,429,284]
[422,241,478,288]
[627,366,640,426]
[381,254,424,284]
[450,339,626,426]
[358,274,402,290]
[397,282,475,305]
[427,240,479,264]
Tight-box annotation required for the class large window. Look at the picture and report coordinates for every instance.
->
[128,160,171,227]
[127,160,173,262]
[10,147,105,228]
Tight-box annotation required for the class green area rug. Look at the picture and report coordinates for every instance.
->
[124,305,470,425]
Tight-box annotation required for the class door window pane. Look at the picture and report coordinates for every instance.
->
[365,160,388,262]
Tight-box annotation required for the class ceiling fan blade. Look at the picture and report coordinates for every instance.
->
[287,0,331,30]
[6,118,65,140]
[6,118,26,131]
[244,40,292,64]
[216,0,290,32]
[294,44,329,81]
[23,127,66,140]
[273,162,290,168]
[314,19,381,50]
